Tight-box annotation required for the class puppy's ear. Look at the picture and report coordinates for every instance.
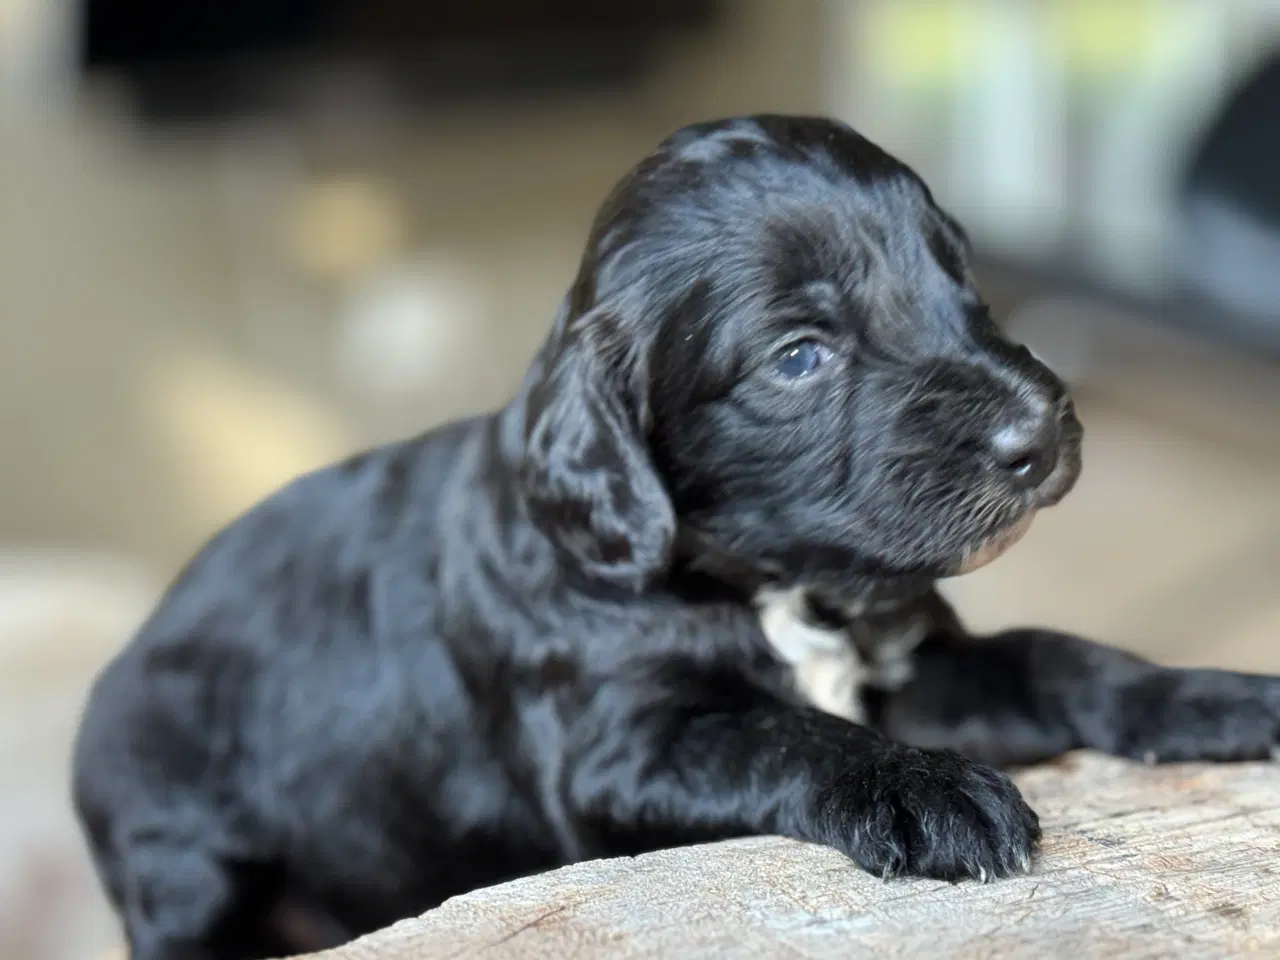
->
[521,306,675,592]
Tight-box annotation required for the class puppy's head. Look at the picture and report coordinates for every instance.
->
[520,115,1082,596]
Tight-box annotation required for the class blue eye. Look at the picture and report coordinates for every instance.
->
[773,340,828,380]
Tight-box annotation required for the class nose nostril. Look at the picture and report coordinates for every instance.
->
[1007,455,1038,479]
[989,420,1059,490]
[996,446,1055,489]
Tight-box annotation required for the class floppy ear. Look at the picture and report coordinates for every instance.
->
[520,306,676,592]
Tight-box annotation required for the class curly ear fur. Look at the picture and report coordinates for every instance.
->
[520,305,675,592]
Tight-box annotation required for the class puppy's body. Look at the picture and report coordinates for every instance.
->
[72,408,867,948]
[75,117,1280,960]
[75,379,943,946]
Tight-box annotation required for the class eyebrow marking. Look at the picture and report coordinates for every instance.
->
[799,279,845,317]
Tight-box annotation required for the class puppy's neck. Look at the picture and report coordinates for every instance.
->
[674,528,905,596]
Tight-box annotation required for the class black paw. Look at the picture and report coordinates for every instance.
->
[1113,670,1280,765]
[815,746,1040,882]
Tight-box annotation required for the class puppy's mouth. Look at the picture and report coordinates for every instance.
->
[946,438,1078,577]
[951,509,1037,575]
[950,408,1082,577]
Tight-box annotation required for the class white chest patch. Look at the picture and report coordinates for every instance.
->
[754,586,928,725]
[755,587,866,723]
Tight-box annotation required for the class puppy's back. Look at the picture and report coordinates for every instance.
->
[71,415,491,928]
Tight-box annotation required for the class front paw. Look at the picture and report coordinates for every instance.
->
[814,746,1040,882]
[1113,670,1280,764]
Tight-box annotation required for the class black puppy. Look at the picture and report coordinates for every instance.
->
[74,115,1280,960]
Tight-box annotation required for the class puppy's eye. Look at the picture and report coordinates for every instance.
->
[773,339,831,380]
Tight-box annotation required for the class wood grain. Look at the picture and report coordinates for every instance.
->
[296,752,1280,959]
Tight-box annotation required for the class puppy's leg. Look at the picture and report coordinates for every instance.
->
[90,826,289,960]
[566,687,1039,882]
[868,628,1280,768]
[112,837,233,960]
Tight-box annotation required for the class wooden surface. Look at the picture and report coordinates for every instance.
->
[299,752,1280,959]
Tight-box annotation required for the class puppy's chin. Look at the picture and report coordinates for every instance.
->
[948,510,1037,577]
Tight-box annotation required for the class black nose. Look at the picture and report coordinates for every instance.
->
[989,407,1060,490]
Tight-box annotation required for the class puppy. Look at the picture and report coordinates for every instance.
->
[74,115,1280,960]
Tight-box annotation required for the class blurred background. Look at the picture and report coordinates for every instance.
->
[2,1,1279,957]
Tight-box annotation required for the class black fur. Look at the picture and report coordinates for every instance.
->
[73,115,1280,960]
